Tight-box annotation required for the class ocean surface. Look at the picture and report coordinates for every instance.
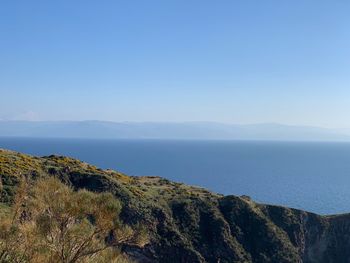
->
[1,137,350,215]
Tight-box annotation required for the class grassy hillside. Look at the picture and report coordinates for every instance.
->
[1,149,350,263]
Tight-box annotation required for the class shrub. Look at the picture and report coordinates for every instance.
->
[0,177,148,263]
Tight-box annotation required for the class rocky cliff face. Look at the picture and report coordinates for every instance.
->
[1,148,350,263]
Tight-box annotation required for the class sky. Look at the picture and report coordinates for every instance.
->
[1,1,350,128]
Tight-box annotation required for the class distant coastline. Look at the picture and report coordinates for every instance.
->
[0,120,349,141]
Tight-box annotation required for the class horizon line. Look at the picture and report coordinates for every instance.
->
[0,119,347,130]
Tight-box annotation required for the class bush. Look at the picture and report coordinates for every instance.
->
[0,177,148,263]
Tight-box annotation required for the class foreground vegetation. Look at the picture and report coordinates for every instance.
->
[1,149,350,262]
[0,176,147,263]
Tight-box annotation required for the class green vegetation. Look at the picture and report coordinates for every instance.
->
[1,148,350,262]
[0,176,147,263]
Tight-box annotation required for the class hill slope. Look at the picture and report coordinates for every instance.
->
[1,149,350,262]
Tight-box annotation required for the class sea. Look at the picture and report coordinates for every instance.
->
[1,137,350,215]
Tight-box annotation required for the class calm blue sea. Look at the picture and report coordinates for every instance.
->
[1,137,350,215]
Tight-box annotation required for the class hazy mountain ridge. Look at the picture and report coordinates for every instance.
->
[2,149,350,262]
[0,121,349,141]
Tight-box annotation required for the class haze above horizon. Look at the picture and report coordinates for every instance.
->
[1,1,350,129]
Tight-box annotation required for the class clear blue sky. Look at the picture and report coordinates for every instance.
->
[1,1,350,128]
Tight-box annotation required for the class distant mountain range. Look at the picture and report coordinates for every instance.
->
[0,120,349,141]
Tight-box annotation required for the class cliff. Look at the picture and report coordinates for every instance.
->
[1,148,350,263]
